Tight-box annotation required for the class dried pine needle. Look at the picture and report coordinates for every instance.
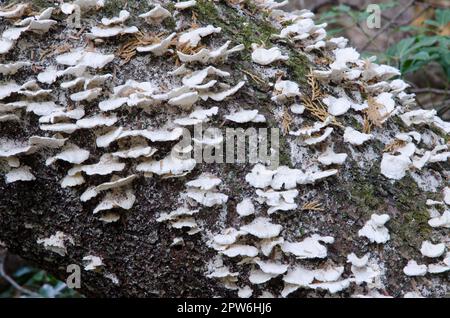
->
[301,200,324,211]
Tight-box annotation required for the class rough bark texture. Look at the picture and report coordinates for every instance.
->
[0,0,448,298]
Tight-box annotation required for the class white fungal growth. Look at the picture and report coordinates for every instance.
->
[212,228,244,246]
[281,234,334,259]
[0,61,30,75]
[403,260,427,277]
[137,153,196,178]
[343,127,372,145]
[283,266,315,287]
[255,259,288,275]
[68,154,125,176]
[37,231,74,256]
[177,41,244,64]
[318,147,347,165]
[93,188,136,215]
[444,187,450,205]
[380,153,411,180]
[178,25,222,47]
[236,198,255,217]
[256,189,298,214]
[238,286,253,298]
[249,269,277,284]
[137,32,176,56]
[1,0,450,298]
[45,144,90,166]
[5,166,35,184]
[347,253,379,284]
[101,10,130,26]
[251,44,288,65]
[83,255,104,271]
[271,80,301,103]
[420,241,446,258]
[175,1,197,10]
[0,3,29,18]
[61,172,85,188]
[358,214,390,244]
[428,210,450,228]
[139,4,171,24]
[168,91,199,110]
[304,127,333,145]
[200,81,245,102]
[87,25,139,38]
[222,245,259,258]
[330,47,360,71]
[322,95,351,116]
[245,164,276,188]
[225,110,266,124]
[240,217,283,239]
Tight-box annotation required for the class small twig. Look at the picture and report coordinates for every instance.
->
[411,88,449,95]
[361,0,416,51]
[0,258,42,298]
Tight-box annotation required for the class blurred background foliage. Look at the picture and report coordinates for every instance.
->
[0,0,449,298]
[0,250,82,298]
[295,0,450,118]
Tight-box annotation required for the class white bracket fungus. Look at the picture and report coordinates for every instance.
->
[403,260,427,277]
[347,253,379,284]
[0,4,29,18]
[304,127,333,145]
[271,80,301,103]
[0,61,30,75]
[225,109,266,124]
[139,4,171,24]
[240,217,283,239]
[236,198,255,217]
[281,234,334,259]
[251,44,288,65]
[322,95,352,116]
[5,166,36,184]
[256,189,298,214]
[358,214,390,244]
[178,25,222,47]
[93,188,136,215]
[343,127,372,145]
[101,10,130,26]
[177,41,244,64]
[420,241,446,258]
[83,255,104,271]
[175,1,197,10]
[87,25,139,38]
[428,210,450,228]
[380,153,411,180]
[444,187,450,205]
[137,32,176,55]
[37,231,74,256]
[221,245,259,258]
[137,153,196,178]
[212,228,244,247]
[45,144,90,166]
[318,147,347,166]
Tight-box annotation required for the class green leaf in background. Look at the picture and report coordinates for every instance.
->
[434,9,450,27]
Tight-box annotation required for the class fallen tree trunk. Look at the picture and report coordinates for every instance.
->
[0,0,448,298]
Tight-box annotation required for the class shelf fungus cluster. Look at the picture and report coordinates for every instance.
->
[1,0,449,298]
[402,187,450,277]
